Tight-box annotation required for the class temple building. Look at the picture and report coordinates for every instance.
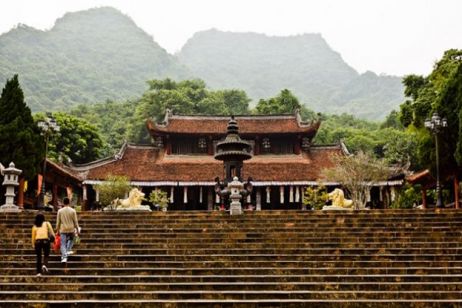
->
[19,110,403,210]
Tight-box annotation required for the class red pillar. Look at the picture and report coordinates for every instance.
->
[207,137,213,155]
[52,184,58,210]
[17,178,24,209]
[166,135,172,155]
[294,136,301,155]
[454,178,460,209]
[421,188,427,209]
[254,137,260,155]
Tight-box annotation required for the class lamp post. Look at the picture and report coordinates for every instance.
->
[424,112,447,208]
[37,113,60,208]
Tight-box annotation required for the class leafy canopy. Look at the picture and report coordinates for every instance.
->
[398,49,462,173]
[34,112,107,164]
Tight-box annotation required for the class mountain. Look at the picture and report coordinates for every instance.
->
[177,29,404,120]
[0,7,404,120]
[0,7,190,111]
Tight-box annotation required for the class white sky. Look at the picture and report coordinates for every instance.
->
[0,0,461,76]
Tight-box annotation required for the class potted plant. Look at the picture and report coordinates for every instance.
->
[149,188,169,211]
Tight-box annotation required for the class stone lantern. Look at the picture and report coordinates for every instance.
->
[214,117,253,214]
[0,162,23,212]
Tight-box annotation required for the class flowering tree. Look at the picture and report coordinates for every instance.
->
[322,151,390,209]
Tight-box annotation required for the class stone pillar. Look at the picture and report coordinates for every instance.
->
[183,187,188,204]
[207,188,213,211]
[199,187,203,203]
[169,187,174,203]
[256,187,262,211]
[82,184,88,211]
[0,162,23,212]
[289,186,294,203]
[295,186,300,203]
[301,186,306,210]
[266,187,271,203]
[279,186,284,204]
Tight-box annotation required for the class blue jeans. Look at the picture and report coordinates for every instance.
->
[60,232,74,260]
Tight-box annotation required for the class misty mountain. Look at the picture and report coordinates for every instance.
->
[178,29,404,120]
[0,7,190,111]
[0,7,404,120]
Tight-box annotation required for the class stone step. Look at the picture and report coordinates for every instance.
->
[2,299,460,307]
[4,253,462,262]
[1,290,462,300]
[6,243,461,251]
[4,246,462,255]
[7,255,462,268]
[6,260,462,269]
[2,210,462,303]
[4,274,462,283]
[5,266,462,276]
[1,281,462,292]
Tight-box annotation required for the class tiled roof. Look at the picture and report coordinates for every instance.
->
[82,144,342,183]
[406,169,435,187]
[46,159,82,182]
[147,114,320,135]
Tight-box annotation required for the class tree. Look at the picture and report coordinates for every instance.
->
[302,185,328,210]
[255,89,301,114]
[0,75,43,179]
[71,99,136,155]
[34,112,107,164]
[129,79,251,143]
[398,49,462,174]
[96,175,131,207]
[149,188,169,211]
[322,152,390,209]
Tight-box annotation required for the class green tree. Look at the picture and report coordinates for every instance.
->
[399,49,462,173]
[149,188,169,211]
[255,89,301,114]
[71,99,136,155]
[96,175,131,207]
[130,79,251,143]
[0,75,43,179]
[35,112,107,164]
[302,185,328,210]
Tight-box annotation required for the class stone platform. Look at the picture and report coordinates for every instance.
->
[1,209,462,306]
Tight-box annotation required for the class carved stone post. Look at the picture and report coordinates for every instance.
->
[228,177,244,215]
[0,162,23,212]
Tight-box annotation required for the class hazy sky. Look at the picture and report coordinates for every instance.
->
[0,0,461,76]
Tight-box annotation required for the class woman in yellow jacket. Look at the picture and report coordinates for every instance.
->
[31,213,55,276]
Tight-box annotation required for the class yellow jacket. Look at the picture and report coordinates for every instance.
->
[31,221,54,248]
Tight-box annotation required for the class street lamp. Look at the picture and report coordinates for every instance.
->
[37,113,60,208]
[424,112,448,208]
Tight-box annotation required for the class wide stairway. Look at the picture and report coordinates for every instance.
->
[1,210,462,307]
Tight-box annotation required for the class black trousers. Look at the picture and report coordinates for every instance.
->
[34,239,50,274]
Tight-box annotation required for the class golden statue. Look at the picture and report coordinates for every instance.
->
[324,188,353,209]
[115,188,147,208]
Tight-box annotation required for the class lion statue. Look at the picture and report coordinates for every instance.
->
[327,188,353,208]
[116,188,145,208]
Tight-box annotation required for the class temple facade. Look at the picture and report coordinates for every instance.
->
[56,110,402,210]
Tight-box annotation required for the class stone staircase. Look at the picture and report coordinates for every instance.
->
[1,210,462,307]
